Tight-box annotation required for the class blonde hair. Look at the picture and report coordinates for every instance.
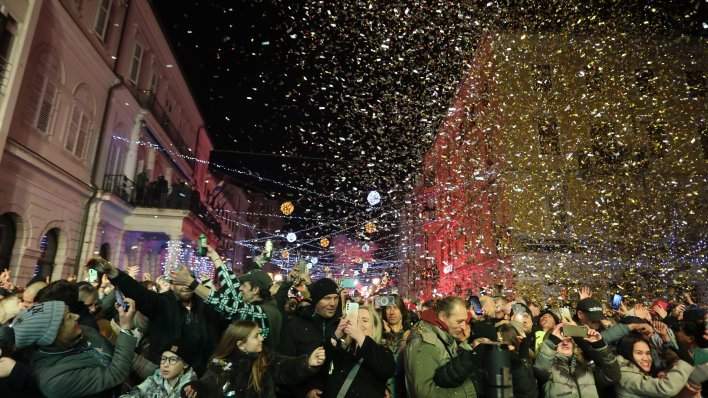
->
[360,305,384,345]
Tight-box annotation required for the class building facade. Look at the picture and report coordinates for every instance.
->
[403,30,706,301]
[0,0,281,285]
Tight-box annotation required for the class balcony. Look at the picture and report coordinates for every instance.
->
[103,174,221,235]
[127,86,196,168]
[0,55,11,94]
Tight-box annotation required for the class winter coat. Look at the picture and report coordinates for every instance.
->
[184,349,318,398]
[32,326,136,398]
[404,319,477,398]
[120,368,197,397]
[601,323,630,345]
[615,356,693,398]
[0,358,42,397]
[280,304,342,397]
[323,336,396,398]
[110,271,226,375]
[534,335,620,398]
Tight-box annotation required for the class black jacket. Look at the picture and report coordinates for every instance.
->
[323,336,396,398]
[280,305,342,398]
[110,271,226,375]
[0,359,42,398]
[184,349,317,398]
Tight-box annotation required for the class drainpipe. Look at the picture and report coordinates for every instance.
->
[74,0,131,274]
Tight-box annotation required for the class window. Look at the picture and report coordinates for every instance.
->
[0,213,16,271]
[538,116,560,155]
[149,70,158,94]
[0,11,18,92]
[27,52,61,135]
[93,0,112,42]
[64,86,94,159]
[686,70,705,98]
[128,42,144,84]
[635,68,656,95]
[532,64,551,92]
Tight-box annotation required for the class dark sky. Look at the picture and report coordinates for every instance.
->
[151,0,706,272]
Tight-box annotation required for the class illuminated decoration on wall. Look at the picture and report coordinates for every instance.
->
[286,232,297,242]
[362,244,370,252]
[162,240,183,275]
[281,250,290,259]
[364,222,376,234]
[367,190,381,206]
[320,237,330,248]
[280,201,295,215]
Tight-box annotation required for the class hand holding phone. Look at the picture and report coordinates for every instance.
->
[469,296,483,316]
[345,302,359,327]
[115,289,129,312]
[562,325,588,338]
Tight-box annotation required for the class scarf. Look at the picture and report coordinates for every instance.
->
[420,308,449,333]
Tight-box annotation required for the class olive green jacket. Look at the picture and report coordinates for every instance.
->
[404,320,476,398]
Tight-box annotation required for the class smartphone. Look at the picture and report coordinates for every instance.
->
[611,293,623,310]
[87,269,98,283]
[345,302,359,326]
[339,278,358,289]
[115,289,129,312]
[694,348,708,366]
[265,239,273,260]
[469,295,483,316]
[562,325,588,338]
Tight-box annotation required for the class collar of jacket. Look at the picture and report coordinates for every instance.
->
[414,319,456,348]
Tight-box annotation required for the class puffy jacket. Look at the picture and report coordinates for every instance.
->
[534,335,620,398]
[404,320,476,398]
[32,326,136,398]
[120,367,197,397]
[615,356,693,398]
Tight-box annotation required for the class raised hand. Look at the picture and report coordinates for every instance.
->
[117,297,137,330]
[652,321,671,343]
[584,328,603,343]
[168,264,194,286]
[126,265,139,279]
[334,317,349,339]
[308,346,326,367]
[652,304,668,319]
[183,385,198,398]
[579,286,592,300]
[633,304,651,321]
[672,304,686,321]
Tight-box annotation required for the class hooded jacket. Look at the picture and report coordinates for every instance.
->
[120,367,197,397]
[615,356,693,398]
[403,309,477,398]
[534,335,620,398]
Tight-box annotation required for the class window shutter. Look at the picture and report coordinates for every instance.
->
[75,113,90,158]
[35,79,57,134]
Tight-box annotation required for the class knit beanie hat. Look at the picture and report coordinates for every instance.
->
[162,339,197,368]
[308,278,339,305]
[10,301,65,348]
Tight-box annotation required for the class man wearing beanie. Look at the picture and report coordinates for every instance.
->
[280,277,341,398]
[11,299,139,397]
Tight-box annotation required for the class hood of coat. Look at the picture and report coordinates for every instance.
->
[411,319,456,349]
[148,367,197,391]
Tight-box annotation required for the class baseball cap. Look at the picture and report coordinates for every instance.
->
[240,270,273,292]
[576,298,606,322]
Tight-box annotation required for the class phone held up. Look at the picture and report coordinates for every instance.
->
[469,295,484,316]
[345,301,359,326]
[115,289,129,312]
[562,325,588,338]
[611,293,623,310]
[374,295,396,309]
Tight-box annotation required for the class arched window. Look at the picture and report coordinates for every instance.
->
[65,84,95,159]
[36,228,59,278]
[27,51,61,134]
[0,213,17,272]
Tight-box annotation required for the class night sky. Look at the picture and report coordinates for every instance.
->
[151,0,705,277]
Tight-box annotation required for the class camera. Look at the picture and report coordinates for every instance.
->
[374,295,396,308]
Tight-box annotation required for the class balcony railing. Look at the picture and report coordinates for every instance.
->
[127,86,196,168]
[103,173,221,235]
[0,55,11,93]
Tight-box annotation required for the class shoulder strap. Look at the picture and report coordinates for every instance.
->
[336,358,364,398]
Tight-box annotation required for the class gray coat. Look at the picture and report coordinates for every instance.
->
[534,337,620,398]
[615,357,693,398]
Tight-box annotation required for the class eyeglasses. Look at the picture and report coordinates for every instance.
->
[160,355,183,365]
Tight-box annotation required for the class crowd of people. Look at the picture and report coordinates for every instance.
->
[0,250,705,398]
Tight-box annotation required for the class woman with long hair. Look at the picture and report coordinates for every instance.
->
[183,320,325,398]
[615,332,696,398]
[380,295,412,398]
[324,304,396,397]
[534,322,620,397]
